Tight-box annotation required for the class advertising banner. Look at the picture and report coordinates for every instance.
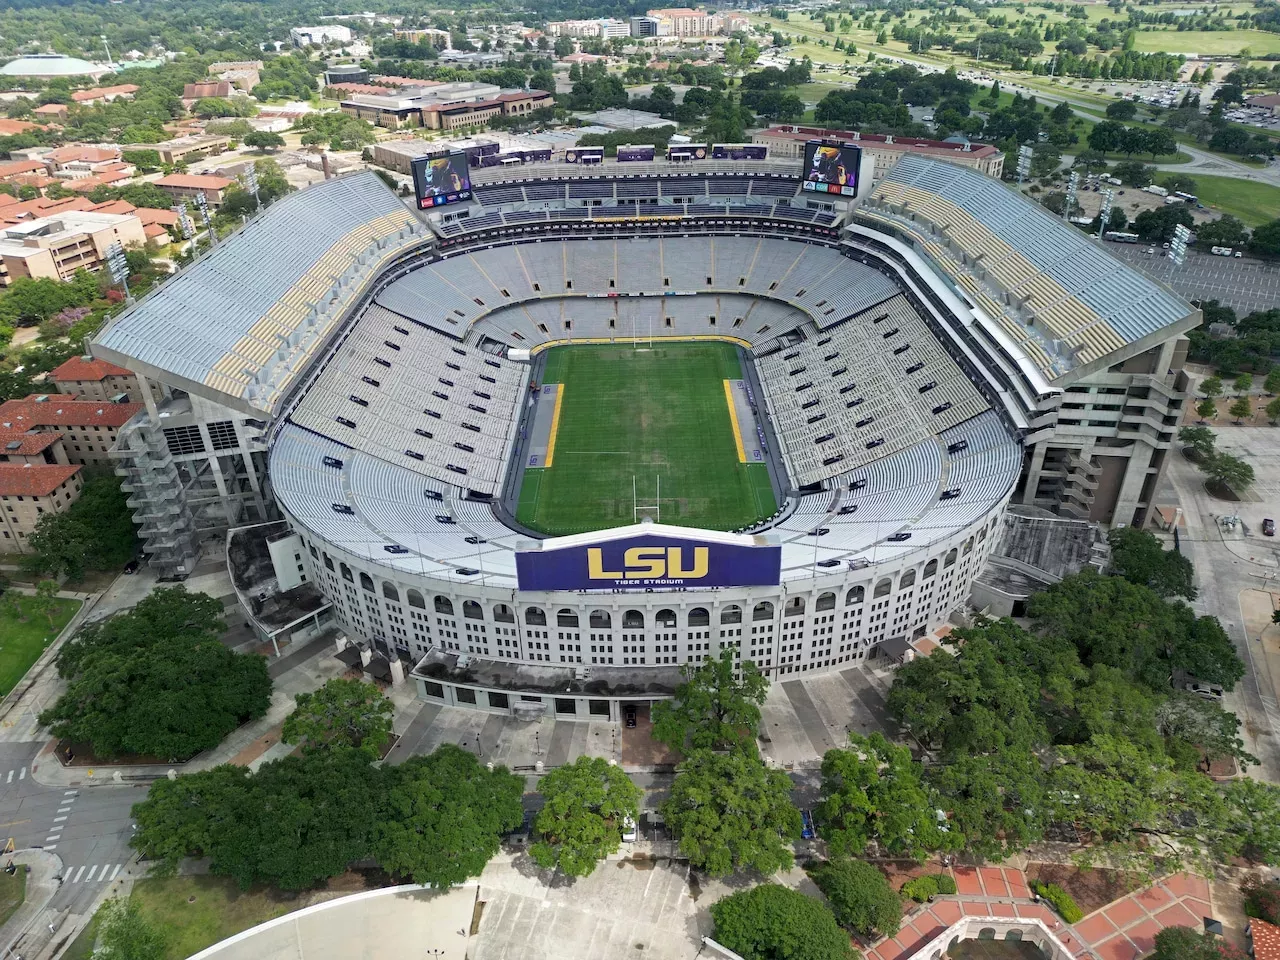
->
[617,144,657,162]
[712,143,768,160]
[666,143,708,161]
[411,152,473,209]
[516,533,781,591]
[564,146,604,164]
[801,139,862,198]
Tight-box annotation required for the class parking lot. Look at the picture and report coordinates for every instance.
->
[1106,245,1280,314]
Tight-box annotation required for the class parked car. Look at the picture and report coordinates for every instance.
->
[622,816,638,843]
[123,559,139,575]
[801,810,817,840]
[1264,518,1275,536]
[624,705,637,728]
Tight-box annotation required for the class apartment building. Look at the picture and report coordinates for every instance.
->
[0,462,83,553]
[51,355,153,403]
[154,174,235,210]
[0,396,144,467]
[0,211,146,284]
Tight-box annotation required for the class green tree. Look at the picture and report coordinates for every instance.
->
[30,578,59,628]
[1201,375,1223,398]
[282,677,395,758]
[818,732,959,861]
[1106,527,1196,599]
[243,130,285,151]
[662,750,801,877]
[709,885,856,960]
[40,588,271,760]
[22,474,137,580]
[1147,928,1247,960]
[1205,451,1254,493]
[130,764,250,874]
[1267,396,1280,424]
[1179,425,1217,460]
[1243,875,1280,925]
[1197,397,1218,421]
[1234,372,1254,395]
[810,858,902,938]
[92,896,167,960]
[374,744,523,887]
[531,756,641,878]
[1230,396,1253,423]
[1155,692,1255,769]
[1195,214,1248,247]
[1266,368,1280,396]
[651,647,767,755]
[1105,99,1137,120]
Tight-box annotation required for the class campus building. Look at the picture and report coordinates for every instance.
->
[0,210,146,284]
[754,125,1006,179]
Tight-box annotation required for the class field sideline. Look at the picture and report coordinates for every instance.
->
[516,342,776,536]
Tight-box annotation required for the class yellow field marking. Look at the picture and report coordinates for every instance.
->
[542,385,565,469]
[724,379,747,463]
[527,334,753,356]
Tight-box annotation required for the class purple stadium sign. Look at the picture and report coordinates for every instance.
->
[516,533,781,591]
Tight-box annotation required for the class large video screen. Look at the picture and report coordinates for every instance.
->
[801,139,861,198]
[411,152,472,209]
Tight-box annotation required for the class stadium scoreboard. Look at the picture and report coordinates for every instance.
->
[802,139,862,198]
[411,152,472,209]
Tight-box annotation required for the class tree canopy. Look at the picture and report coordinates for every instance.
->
[530,756,641,878]
[40,588,271,760]
[22,473,137,581]
[282,677,395,759]
[651,647,767,756]
[810,858,902,938]
[1106,527,1196,599]
[662,749,801,877]
[709,885,856,960]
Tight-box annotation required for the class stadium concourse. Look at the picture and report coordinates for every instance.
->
[92,147,1199,721]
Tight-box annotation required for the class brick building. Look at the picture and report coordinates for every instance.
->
[0,396,144,467]
[0,462,83,552]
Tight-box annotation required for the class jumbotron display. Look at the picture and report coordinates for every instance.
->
[802,139,862,197]
[411,152,472,209]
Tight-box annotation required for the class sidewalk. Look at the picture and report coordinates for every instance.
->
[0,849,63,960]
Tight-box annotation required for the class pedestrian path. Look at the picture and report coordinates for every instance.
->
[63,862,125,884]
[4,765,26,783]
[42,789,76,850]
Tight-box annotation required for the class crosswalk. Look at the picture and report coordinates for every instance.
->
[4,766,26,783]
[44,789,75,849]
[64,863,125,884]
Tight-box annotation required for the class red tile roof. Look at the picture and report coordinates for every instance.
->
[0,160,50,179]
[44,145,120,165]
[71,84,138,103]
[1255,918,1280,960]
[65,169,134,192]
[0,396,142,429]
[134,207,178,226]
[0,427,62,457]
[0,463,80,497]
[32,104,67,117]
[373,76,442,88]
[0,119,43,136]
[143,222,169,239]
[327,82,393,95]
[155,173,234,190]
[51,356,133,382]
[183,81,234,100]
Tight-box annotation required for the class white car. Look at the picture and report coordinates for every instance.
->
[622,816,638,842]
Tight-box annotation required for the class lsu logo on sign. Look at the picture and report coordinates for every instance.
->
[588,546,709,582]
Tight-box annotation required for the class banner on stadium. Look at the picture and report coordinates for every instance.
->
[564,146,604,164]
[712,143,768,160]
[516,532,781,591]
[617,145,656,162]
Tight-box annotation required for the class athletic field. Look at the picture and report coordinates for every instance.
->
[516,342,777,535]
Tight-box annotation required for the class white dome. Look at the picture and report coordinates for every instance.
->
[0,55,110,78]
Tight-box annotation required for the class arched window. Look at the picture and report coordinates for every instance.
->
[406,589,425,609]
[784,596,805,618]
[963,537,974,555]
[359,571,374,593]
[434,596,454,616]
[873,578,891,599]
[945,548,958,568]
[382,582,399,603]
[340,562,353,583]
[589,609,611,629]
[753,601,774,621]
[688,607,710,627]
[978,526,987,541]
[815,592,836,612]
[656,608,677,628]
[899,569,916,588]
[493,604,515,623]
[463,600,483,620]
[623,609,644,629]
[720,604,742,625]
[846,586,864,605]
[526,606,547,626]
[557,608,579,627]
[923,559,938,579]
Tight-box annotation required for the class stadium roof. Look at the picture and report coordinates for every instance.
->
[93,172,428,416]
[861,154,1197,381]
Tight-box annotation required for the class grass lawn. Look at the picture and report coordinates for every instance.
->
[1131,28,1280,56]
[131,876,300,960]
[1161,173,1280,226]
[0,595,81,697]
[60,906,101,960]
[516,343,776,535]
[0,869,25,928]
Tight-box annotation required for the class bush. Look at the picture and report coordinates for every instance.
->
[811,858,902,937]
[901,875,939,902]
[935,873,956,895]
[711,884,856,960]
[1033,880,1084,923]
[1244,877,1280,925]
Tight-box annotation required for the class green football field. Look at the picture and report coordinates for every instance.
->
[516,342,777,536]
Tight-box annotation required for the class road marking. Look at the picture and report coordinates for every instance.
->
[109,864,121,881]
[53,816,67,823]
[5,771,10,784]
[45,834,59,842]
[63,790,76,797]
[44,844,54,851]
[18,768,24,780]
[57,807,70,814]
[85,865,98,881]
[71,866,85,883]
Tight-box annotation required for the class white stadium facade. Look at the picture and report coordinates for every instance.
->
[94,148,1199,718]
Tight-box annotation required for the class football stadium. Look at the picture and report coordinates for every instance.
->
[93,138,1200,718]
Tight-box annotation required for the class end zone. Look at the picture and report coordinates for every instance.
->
[525,383,564,469]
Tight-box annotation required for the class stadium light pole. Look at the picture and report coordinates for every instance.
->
[1097,188,1114,239]
[106,241,132,304]
[193,191,217,249]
